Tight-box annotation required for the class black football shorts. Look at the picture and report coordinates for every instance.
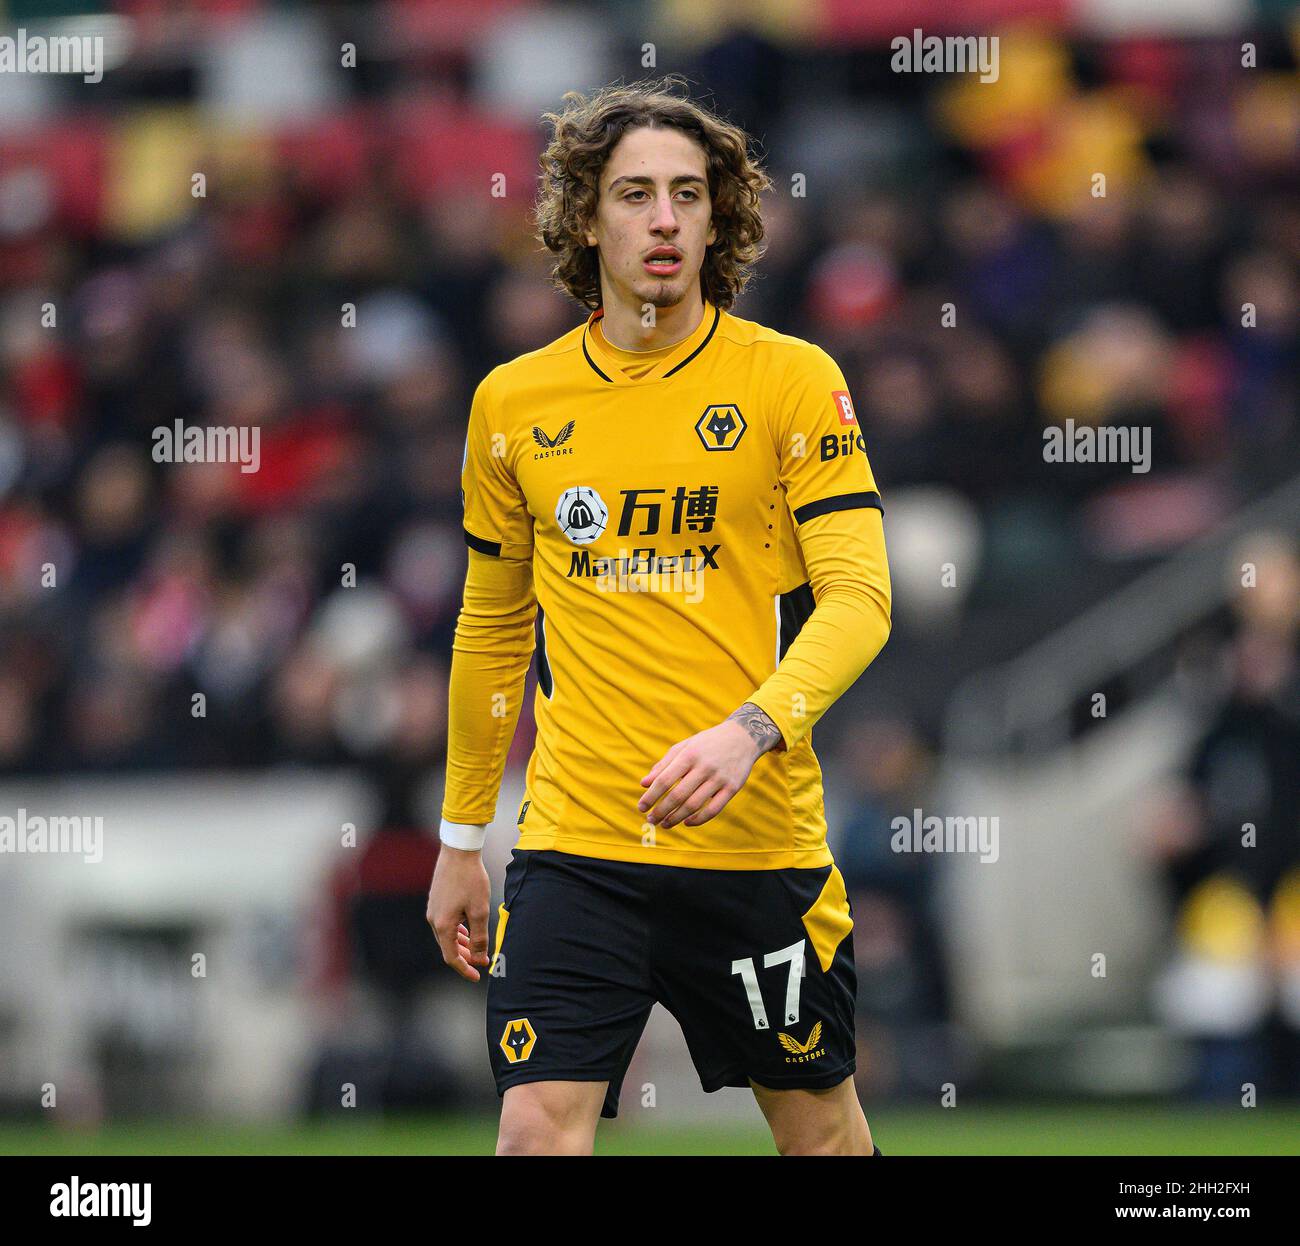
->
[485,848,857,1118]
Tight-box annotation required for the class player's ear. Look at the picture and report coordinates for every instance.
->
[705,218,717,248]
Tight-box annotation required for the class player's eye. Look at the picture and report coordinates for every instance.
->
[623,188,700,202]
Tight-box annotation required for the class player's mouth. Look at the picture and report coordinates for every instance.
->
[643,247,683,277]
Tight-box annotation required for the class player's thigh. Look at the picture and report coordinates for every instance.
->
[497,1079,609,1155]
[487,851,655,1110]
[750,1073,873,1155]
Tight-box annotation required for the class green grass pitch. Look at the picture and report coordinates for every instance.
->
[2,1106,1297,1155]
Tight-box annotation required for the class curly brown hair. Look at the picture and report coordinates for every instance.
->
[535,76,772,312]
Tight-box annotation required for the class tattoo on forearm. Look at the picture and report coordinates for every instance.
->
[729,703,783,754]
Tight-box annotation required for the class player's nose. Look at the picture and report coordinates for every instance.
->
[650,194,679,233]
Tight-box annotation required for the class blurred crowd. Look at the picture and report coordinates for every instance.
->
[0,11,1294,779]
[0,3,1296,1105]
[1143,534,1300,1097]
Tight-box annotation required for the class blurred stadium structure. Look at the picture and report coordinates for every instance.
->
[0,0,1296,1139]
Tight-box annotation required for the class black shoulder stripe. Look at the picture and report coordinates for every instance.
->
[793,490,884,525]
[463,528,502,556]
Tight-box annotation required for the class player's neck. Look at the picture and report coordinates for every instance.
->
[597,287,706,352]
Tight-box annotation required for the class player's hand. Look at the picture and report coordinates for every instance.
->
[638,718,769,829]
[427,845,492,982]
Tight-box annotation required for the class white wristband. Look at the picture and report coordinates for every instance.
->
[439,818,487,851]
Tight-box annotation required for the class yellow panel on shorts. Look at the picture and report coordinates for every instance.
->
[801,865,853,973]
[490,902,509,974]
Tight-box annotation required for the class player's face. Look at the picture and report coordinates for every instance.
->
[584,125,718,311]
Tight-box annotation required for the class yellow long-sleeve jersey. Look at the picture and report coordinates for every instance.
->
[441,299,892,869]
